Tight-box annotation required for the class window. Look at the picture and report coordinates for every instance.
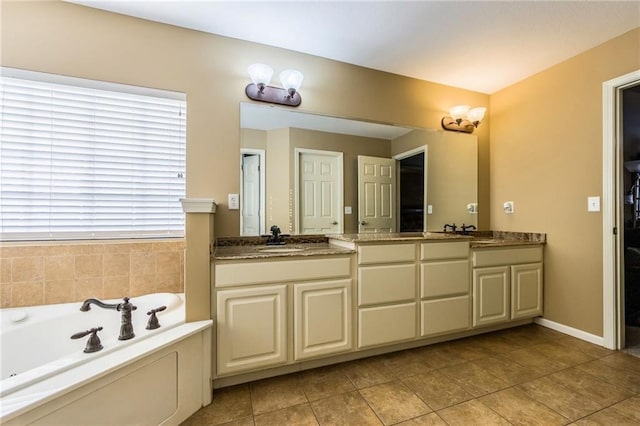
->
[0,68,186,241]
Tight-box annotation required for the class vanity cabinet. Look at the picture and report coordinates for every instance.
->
[420,241,471,336]
[472,246,543,327]
[214,255,352,375]
[357,243,417,348]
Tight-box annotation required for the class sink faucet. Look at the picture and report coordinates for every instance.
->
[80,297,138,340]
[460,224,477,235]
[264,225,288,245]
[443,223,457,232]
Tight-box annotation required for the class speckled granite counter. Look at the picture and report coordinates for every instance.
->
[213,235,354,260]
[328,232,470,243]
[467,231,546,248]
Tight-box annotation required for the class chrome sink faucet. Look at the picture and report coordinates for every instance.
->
[80,297,138,340]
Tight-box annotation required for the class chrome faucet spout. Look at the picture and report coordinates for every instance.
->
[79,298,120,312]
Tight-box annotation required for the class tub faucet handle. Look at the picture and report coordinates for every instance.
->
[146,306,167,330]
[71,326,104,353]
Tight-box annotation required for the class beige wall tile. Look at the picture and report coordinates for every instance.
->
[1,258,11,283]
[126,243,153,252]
[45,280,77,304]
[1,246,43,258]
[75,277,104,300]
[45,256,75,281]
[156,251,181,275]
[0,283,11,308]
[156,273,183,293]
[75,254,103,279]
[12,281,44,307]
[131,274,156,296]
[104,275,131,299]
[12,257,44,282]
[152,240,186,252]
[130,251,156,276]
[70,244,105,255]
[103,253,130,276]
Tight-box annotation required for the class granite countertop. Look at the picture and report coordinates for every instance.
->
[329,232,471,243]
[468,231,546,248]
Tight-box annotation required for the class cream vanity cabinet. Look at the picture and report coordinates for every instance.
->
[357,243,417,348]
[214,256,352,375]
[472,245,543,327]
[420,241,471,336]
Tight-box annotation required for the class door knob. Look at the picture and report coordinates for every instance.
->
[360,221,367,225]
[331,221,338,225]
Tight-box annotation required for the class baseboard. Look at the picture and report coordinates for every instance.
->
[534,317,605,346]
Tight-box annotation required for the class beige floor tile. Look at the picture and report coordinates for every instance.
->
[572,406,639,425]
[550,368,636,407]
[471,354,546,385]
[553,334,616,358]
[402,370,474,411]
[301,365,355,401]
[471,333,526,355]
[359,381,431,425]
[517,376,602,421]
[383,349,433,378]
[437,400,511,426]
[611,395,640,422]
[439,362,509,397]
[575,359,640,393]
[480,387,568,426]
[395,412,447,425]
[342,356,395,389]
[532,341,596,365]
[218,418,255,426]
[253,403,318,426]
[250,374,308,415]
[438,338,496,361]
[507,346,570,374]
[185,385,252,425]
[412,346,469,369]
[598,352,640,372]
[311,391,382,425]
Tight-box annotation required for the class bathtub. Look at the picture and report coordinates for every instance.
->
[0,293,213,425]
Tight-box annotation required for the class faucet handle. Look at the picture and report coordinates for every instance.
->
[146,306,167,330]
[71,326,104,353]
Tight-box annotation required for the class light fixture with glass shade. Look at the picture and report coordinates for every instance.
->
[245,64,303,107]
[442,105,486,133]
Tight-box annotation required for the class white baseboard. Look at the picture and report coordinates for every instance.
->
[534,317,605,347]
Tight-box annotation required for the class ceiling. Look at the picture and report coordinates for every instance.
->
[68,1,639,94]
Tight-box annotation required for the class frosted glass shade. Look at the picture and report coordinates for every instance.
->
[279,69,304,93]
[449,105,470,120]
[247,63,273,87]
[467,107,486,124]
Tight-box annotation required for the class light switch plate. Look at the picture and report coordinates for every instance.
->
[344,206,352,215]
[588,196,600,212]
[503,201,514,214]
[427,205,433,214]
[228,194,239,210]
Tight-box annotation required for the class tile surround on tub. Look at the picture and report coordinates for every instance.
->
[0,239,185,308]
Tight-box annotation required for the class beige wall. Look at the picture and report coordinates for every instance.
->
[1,1,487,319]
[490,28,640,336]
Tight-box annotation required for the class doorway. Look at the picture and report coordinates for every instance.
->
[240,149,265,236]
[602,70,640,351]
[397,151,426,232]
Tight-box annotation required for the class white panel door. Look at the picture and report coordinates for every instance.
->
[299,152,342,234]
[358,155,396,233]
[241,154,261,236]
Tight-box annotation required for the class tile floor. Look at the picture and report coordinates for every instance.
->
[182,325,640,425]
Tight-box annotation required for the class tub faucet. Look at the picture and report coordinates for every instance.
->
[80,297,138,340]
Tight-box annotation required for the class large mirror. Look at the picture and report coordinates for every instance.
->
[240,102,478,235]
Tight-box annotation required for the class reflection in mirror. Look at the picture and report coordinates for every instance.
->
[240,102,478,236]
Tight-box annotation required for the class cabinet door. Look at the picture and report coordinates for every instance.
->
[217,285,287,375]
[473,266,510,327]
[358,302,416,348]
[421,295,470,337]
[511,263,543,319]
[294,279,352,360]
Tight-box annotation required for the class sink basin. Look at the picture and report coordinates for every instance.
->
[258,247,304,253]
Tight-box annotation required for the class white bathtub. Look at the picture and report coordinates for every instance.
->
[0,293,213,425]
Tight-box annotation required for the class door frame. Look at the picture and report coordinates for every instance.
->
[294,148,344,235]
[393,146,428,232]
[602,70,640,350]
[240,148,266,236]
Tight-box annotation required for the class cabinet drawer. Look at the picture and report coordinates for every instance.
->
[420,241,469,261]
[472,246,543,268]
[358,243,415,265]
[421,260,469,298]
[215,256,351,287]
[358,303,416,348]
[358,264,416,306]
[421,295,470,337]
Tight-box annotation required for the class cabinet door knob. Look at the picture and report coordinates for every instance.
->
[360,221,367,225]
[331,221,338,225]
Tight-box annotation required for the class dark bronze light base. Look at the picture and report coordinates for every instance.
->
[245,83,301,107]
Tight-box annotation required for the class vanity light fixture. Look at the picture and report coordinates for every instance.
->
[245,63,303,107]
[441,105,486,133]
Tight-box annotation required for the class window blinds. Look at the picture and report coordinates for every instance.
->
[0,68,186,241]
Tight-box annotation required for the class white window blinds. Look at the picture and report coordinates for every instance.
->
[0,68,186,241]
